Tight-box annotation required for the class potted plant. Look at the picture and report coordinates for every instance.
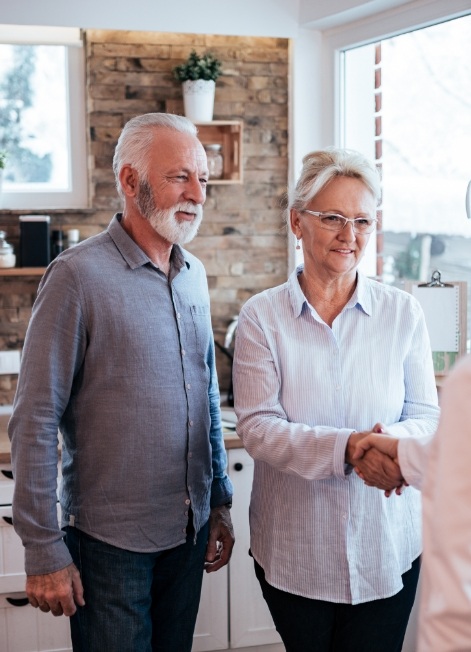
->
[173,50,223,123]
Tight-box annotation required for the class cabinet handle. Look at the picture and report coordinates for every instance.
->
[3,516,13,525]
[1,469,13,480]
[6,596,29,607]
[233,462,243,471]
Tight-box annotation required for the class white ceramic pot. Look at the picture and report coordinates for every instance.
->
[182,79,215,123]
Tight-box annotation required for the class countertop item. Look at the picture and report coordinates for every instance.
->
[0,407,12,463]
[0,231,16,268]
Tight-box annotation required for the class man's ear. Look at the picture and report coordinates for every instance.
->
[119,164,139,197]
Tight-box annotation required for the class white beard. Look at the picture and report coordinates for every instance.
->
[136,180,203,245]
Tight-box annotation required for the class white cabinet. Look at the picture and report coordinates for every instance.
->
[193,565,229,651]
[0,464,73,652]
[1,452,281,652]
[193,448,282,651]
[0,592,72,652]
[228,448,281,649]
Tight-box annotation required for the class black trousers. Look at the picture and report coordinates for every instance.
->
[254,556,420,652]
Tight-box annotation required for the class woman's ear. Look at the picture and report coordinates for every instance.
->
[290,208,302,239]
[119,164,139,197]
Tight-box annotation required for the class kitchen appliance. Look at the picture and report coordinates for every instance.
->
[19,215,50,267]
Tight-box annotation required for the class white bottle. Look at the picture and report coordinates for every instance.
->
[0,230,16,268]
[67,229,80,248]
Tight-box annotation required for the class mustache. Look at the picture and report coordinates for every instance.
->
[172,202,203,219]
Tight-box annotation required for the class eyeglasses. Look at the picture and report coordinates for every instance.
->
[301,210,377,234]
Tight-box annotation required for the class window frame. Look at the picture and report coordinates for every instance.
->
[289,0,471,276]
[0,25,88,210]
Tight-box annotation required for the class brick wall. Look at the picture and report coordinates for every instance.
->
[0,30,289,404]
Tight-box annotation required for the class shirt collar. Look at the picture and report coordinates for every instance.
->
[107,214,190,272]
[287,264,372,318]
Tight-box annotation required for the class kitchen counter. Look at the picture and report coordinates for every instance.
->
[0,409,11,464]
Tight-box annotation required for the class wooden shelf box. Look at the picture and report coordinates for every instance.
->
[195,121,243,184]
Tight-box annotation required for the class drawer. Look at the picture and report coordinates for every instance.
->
[0,505,25,594]
[0,465,14,506]
[0,592,72,651]
[0,504,62,594]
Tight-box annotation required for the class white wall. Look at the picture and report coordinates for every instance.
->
[0,0,300,37]
[0,0,431,37]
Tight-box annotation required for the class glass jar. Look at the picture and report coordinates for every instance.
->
[0,230,16,268]
[204,144,224,180]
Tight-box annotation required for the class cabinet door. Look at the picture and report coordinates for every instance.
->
[0,505,26,594]
[0,592,72,652]
[0,464,15,505]
[228,449,281,649]
[193,566,229,651]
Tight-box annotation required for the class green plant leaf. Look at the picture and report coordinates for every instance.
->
[173,50,223,82]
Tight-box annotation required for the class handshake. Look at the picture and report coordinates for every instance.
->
[346,424,405,497]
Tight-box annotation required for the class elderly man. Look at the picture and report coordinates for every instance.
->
[9,112,234,652]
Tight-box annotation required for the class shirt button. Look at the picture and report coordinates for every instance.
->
[182,528,186,533]
[188,452,193,458]
[177,313,181,319]
[184,510,188,516]
[185,499,190,505]
[342,513,348,519]
[188,486,192,491]
[187,383,191,389]
[181,349,186,356]
[189,420,194,426]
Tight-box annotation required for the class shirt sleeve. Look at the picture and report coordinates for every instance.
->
[8,260,85,575]
[398,434,433,489]
[207,333,233,508]
[233,301,355,481]
[418,355,471,651]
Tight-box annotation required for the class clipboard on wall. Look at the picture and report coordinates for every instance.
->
[405,270,467,378]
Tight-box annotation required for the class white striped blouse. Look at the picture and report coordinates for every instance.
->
[233,266,440,604]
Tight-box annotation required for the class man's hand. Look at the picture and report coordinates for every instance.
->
[204,505,235,573]
[26,562,85,617]
[352,426,406,496]
[353,433,400,464]
[346,424,404,493]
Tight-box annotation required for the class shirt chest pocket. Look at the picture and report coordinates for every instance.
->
[190,304,211,356]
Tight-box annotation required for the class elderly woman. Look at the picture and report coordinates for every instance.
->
[232,148,440,652]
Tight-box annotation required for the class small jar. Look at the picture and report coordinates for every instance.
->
[0,230,16,268]
[204,144,224,180]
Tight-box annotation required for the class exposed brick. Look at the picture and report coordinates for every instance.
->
[0,28,289,402]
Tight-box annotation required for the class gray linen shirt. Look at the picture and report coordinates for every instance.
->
[9,214,232,575]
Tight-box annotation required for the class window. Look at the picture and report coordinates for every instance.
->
[342,14,471,341]
[0,25,87,209]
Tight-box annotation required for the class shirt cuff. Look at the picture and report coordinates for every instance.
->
[24,537,73,576]
[334,428,357,478]
[210,474,234,509]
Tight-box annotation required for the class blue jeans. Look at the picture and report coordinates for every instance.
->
[65,520,209,652]
[254,556,420,652]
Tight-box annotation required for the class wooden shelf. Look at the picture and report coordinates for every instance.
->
[164,103,243,185]
[195,121,243,184]
[0,267,46,276]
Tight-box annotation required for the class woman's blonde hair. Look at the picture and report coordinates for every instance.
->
[286,147,381,215]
